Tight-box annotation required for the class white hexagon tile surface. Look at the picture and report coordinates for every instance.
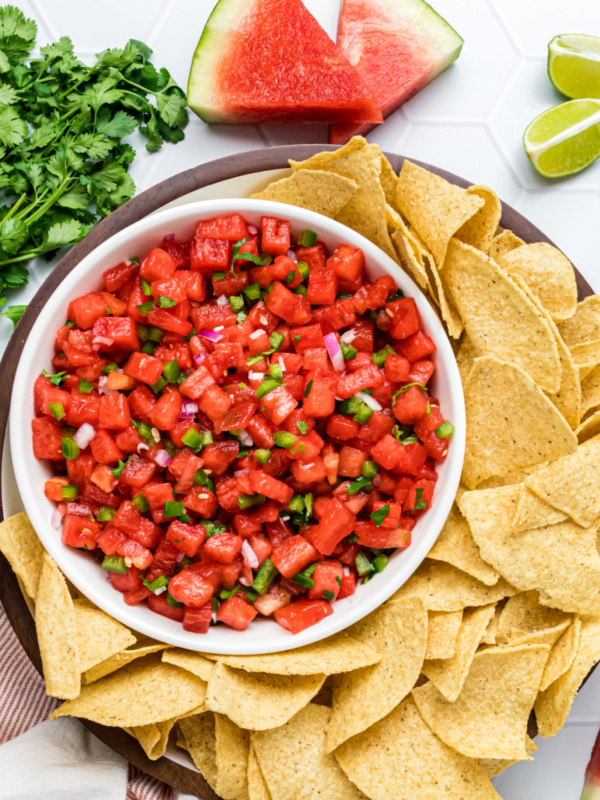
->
[3,0,600,796]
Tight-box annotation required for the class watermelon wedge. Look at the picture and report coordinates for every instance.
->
[187,0,383,126]
[330,0,463,144]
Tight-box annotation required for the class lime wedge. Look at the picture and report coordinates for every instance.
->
[548,34,600,99]
[523,98,600,178]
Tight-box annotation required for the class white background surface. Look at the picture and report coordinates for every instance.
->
[2,0,600,797]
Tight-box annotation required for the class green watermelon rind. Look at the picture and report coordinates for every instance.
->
[187,0,250,124]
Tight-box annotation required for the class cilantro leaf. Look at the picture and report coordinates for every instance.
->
[296,420,308,435]
[0,303,25,326]
[0,83,17,105]
[0,106,25,145]
[321,590,335,602]
[42,369,67,387]
[96,108,138,138]
[0,17,187,311]
[370,504,390,527]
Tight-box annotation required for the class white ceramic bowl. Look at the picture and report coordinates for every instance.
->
[10,198,465,654]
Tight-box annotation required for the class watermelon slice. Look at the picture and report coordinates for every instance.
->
[187,0,383,126]
[330,0,463,144]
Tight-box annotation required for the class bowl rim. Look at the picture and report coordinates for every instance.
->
[10,197,465,654]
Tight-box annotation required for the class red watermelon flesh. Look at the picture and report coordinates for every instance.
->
[330,0,463,144]
[187,0,383,126]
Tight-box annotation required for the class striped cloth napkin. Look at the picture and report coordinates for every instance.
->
[0,602,186,800]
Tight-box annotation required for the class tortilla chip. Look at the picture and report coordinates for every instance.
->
[481,605,502,645]
[545,317,582,429]
[162,649,215,682]
[51,655,207,727]
[456,335,479,384]
[206,662,325,731]
[422,604,497,701]
[335,697,501,800]
[395,160,484,267]
[459,485,600,616]
[497,592,571,644]
[425,610,464,660]
[0,512,45,600]
[326,599,427,752]
[253,704,366,800]
[390,559,516,612]
[82,641,169,685]
[535,618,600,737]
[73,598,136,674]
[199,632,380,675]
[525,435,600,527]
[456,185,502,254]
[390,217,430,291]
[413,643,549,759]
[480,737,538,778]
[179,712,218,791]
[569,339,600,369]
[512,487,568,532]
[488,229,525,261]
[251,169,357,219]
[580,364,600,419]
[129,714,192,761]
[445,240,561,393]
[427,504,499,585]
[215,713,250,800]
[558,295,600,347]
[390,218,464,338]
[509,273,581,428]
[577,409,600,443]
[461,357,577,489]
[380,154,400,212]
[248,744,271,800]
[541,616,582,691]
[497,243,577,323]
[35,553,80,700]
[291,137,396,260]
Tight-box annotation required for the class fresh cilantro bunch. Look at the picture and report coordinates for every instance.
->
[0,5,188,318]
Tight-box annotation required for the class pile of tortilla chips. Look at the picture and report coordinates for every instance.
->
[3,136,600,799]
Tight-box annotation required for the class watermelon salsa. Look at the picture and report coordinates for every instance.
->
[32,212,454,635]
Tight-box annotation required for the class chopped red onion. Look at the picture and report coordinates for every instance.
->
[175,550,185,563]
[340,330,356,344]
[98,375,116,396]
[248,371,264,381]
[154,449,172,468]
[233,469,244,478]
[372,474,382,489]
[287,249,298,262]
[356,391,382,411]
[137,443,150,454]
[238,429,254,447]
[199,328,223,343]
[73,423,96,450]
[249,330,263,340]
[51,508,63,529]
[216,295,229,306]
[193,353,207,365]
[179,401,199,419]
[241,540,259,570]
[163,233,175,242]
[239,575,253,586]
[248,225,258,235]
[324,332,345,372]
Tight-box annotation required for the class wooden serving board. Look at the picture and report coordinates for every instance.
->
[0,145,592,798]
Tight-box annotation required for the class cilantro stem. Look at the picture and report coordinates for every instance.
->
[2,193,27,222]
